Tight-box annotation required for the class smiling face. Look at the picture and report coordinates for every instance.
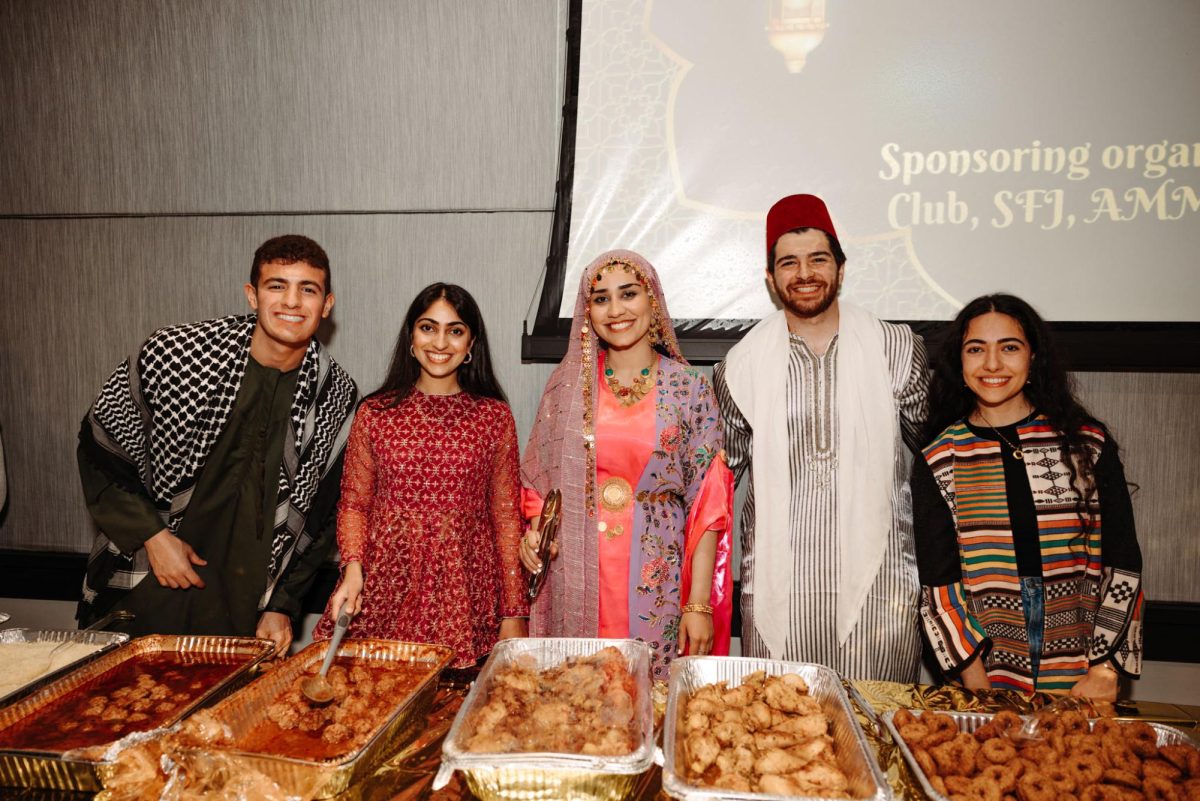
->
[411,298,474,386]
[244,260,334,368]
[961,311,1034,424]
[769,229,843,321]
[588,265,654,351]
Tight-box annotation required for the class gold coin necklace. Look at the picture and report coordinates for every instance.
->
[604,357,656,406]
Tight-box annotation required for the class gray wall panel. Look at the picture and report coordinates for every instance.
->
[1073,373,1200,604]
[0,0,560,214]
[0,213,554,553]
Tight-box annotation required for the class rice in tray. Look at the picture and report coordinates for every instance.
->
[0,642,104,698]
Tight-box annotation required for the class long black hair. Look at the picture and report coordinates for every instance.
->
[373,283,508,405]
[924,294,1111,525]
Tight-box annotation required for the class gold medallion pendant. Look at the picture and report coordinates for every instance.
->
[599,477,633,512]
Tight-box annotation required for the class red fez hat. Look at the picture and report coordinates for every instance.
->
[766,194,838,256]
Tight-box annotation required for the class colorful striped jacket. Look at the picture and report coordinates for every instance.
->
[915,416,1143,694]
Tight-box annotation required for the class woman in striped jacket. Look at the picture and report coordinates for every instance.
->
[913,294,1143,699]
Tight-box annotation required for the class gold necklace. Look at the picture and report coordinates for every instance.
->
[604,357,656,407]
[976,408,1027,460]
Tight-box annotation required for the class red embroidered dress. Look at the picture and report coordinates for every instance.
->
[313,390,528,667]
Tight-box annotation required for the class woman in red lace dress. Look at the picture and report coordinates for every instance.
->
[313,284,528,666]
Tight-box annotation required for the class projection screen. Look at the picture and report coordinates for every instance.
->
[532,0,1200,355]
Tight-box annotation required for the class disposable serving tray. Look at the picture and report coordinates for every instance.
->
[193,638,454,799]
[661,656,892,801]
[0,627,130,708]
[0,634,273,791]
[882,709,1200,801]
[438,637,655,801]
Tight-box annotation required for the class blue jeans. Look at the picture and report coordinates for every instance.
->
[1021,576,1045,682]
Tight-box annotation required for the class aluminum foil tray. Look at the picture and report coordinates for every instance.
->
[0,634,273,791]
[0,628,131,708]
[662,656,891,801]
[883,709,1200,801]
[438,637,655,801]
[195,638,454,799]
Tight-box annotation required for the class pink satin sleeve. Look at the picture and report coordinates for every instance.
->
[680,453,735,656]
[520,486,544,524]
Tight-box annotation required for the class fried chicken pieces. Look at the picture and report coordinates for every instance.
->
[463,646,639,755]
[681,670,850,797]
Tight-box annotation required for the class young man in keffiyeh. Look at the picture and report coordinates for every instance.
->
[76,235,358,655]
[714,194,930,682]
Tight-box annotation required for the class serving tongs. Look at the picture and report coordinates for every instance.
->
[526,488,562,602]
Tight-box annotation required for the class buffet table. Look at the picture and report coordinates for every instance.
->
[6,674,1199,800]
[302,676,1200,801]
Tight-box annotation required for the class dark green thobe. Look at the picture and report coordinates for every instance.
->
[78,358,302,637]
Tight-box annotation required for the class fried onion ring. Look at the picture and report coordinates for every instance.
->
[1044,765,1078,794]
[978,764,1019,794]
[946,775,973,794]
[922,712,959,749]
[1125,722,1160,759]
[934,734,981,777]
[993,710,1022,735]
[1059,711,1088,736]
[1102,768,1143,789]
[966,775,1005,801]
[915,747,938,779]
[900,723,932,746]
[1065,752,1105,785]
[1144,776,1182,801]
[1144,759,1184,783]
[1160,745,1200,778]
[983,738,1019,765]
[1017,770,1056,801]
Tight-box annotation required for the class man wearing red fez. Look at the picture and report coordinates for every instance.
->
[714,194,929,682]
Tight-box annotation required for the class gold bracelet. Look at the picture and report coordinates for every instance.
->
[680,602,713,616]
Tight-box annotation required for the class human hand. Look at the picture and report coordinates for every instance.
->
[256,611,293,657]
[498,618,528,640]
[329,562,364,618]
[677,611,714,656]
[518,522,558,574]
[1069,664,1119,702]
[144,529,207,589]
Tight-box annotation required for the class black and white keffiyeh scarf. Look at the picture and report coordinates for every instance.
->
[80,314,357,610]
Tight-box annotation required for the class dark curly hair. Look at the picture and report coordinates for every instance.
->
[373,283,507,405]
[251,235,332,293]
[924,294,1113,531]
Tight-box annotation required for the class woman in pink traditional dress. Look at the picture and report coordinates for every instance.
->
[519,250,734,680]
[314,284,527,667]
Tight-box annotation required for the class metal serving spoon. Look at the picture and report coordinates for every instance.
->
[300,608,352,706]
